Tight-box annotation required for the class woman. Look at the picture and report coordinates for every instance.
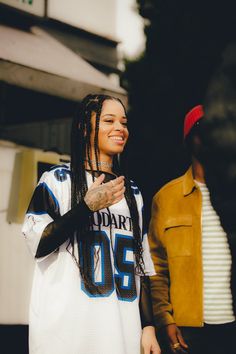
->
[22,94,160,354]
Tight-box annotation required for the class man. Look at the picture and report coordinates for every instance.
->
[148,105,236,354]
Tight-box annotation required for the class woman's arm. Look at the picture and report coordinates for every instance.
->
[35,200,91,258]
[23,172,125,259]
[139,275,155,328]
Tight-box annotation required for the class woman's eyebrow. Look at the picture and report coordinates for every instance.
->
[101,113,127,118]
[101,113,116,117]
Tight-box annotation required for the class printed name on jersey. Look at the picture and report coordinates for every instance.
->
[91,211,132,232]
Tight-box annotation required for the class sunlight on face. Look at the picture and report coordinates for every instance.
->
[90,99,129,160]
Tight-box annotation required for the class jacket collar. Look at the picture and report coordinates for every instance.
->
[183,166,196,196]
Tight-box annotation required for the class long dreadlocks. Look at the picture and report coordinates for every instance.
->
[69,94,145,291]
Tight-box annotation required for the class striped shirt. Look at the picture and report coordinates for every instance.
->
[196,181,235,324]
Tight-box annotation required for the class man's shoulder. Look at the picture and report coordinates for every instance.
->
[154,173,186,200]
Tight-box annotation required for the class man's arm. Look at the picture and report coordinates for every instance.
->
[148,194,188,353]
[148,193,175,329]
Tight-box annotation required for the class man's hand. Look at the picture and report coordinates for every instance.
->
[162,324,188,353]
[84,174,125,211]
[141,326,161,354]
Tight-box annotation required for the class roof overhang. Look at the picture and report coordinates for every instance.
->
[0,25,127,103]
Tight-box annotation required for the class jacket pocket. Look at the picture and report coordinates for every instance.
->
[164,215,193,257]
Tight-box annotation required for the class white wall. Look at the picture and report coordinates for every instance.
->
[48,0,117,40]
[0,0,45,16]
[116,0,145,59]
[0,142,34,324]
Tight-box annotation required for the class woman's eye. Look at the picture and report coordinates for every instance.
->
[104,119,113,123]
[122,122,128,126]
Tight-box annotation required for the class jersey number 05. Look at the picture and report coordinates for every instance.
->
[80,231,137,301]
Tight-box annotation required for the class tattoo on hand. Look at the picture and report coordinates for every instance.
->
[84,188,110,211]
[84,176,125,212]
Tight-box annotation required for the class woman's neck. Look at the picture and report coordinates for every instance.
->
[85,157,113,173]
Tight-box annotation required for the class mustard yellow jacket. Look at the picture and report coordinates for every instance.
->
[148,167,204,329]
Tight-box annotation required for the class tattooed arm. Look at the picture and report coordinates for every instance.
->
[35,174,125,258]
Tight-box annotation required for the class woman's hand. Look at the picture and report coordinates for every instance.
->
[84,174,125,211]
[141,326,161,354]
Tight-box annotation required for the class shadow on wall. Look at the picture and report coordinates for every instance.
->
[0,325,28,354]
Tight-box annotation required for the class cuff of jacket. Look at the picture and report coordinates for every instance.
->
[153,312,176,330]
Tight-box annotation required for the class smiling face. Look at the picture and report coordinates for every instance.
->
[90,99,129,161]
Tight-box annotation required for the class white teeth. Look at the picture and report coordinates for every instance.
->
[110,136,123,141]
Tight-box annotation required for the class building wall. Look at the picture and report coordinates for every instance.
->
[48,0,117,40]
[0,143,34,324]
[1,0,118,40]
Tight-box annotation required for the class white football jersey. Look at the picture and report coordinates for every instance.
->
[22,165,155,354]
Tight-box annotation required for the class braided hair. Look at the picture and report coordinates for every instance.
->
[70,94,145,291]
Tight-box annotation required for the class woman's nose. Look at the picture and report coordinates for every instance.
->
[114,121,124,131]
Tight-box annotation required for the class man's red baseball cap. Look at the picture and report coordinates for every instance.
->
[184,105,204,139]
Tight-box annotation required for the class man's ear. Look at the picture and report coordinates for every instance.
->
[193,135,203,160]
[193,135,201,146]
